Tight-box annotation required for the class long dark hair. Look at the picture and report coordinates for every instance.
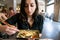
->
[20,0,39,21]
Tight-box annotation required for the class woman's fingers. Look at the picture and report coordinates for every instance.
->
[6,25,19,31]
[5,28,17,35]
[5,25,19,35]
[9,27,19,32]
[8,25,19,31]
[6,29,16,35]
[0,25,19,35]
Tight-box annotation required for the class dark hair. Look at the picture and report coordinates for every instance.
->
[1,8,7,13]
[9,7,13,11]
[20,0,38,20]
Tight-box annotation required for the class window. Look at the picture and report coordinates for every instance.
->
[46,0,54,19]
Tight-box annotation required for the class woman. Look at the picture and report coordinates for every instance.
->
[0,0,44,39]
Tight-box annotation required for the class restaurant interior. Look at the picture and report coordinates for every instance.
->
[0,0,60,40]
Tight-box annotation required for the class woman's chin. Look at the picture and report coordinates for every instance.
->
[28,14,33,16]
[28,15,32,17]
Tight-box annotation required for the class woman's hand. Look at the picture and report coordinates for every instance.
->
[0,25,19,35]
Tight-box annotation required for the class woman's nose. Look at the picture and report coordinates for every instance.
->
[28,6,31,12]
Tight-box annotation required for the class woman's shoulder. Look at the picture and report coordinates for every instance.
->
[35,15,44,22]
[36,15,43,19]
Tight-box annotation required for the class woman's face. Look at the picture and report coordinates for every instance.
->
[24,0,36,16]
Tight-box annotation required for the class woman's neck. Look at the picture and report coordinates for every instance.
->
[27,15,34,27]
[27,15,32,20]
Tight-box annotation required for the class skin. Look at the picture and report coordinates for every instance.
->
[24,0,41,40]
[0,0,42,39]
[24,0,36,27]
[0,13,19,35]
[9,10,15,17]
[24,0,36,17]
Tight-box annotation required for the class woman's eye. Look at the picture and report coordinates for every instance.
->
[31,5,34,7]
[25,5,28,7]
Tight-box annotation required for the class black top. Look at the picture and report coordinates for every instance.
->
[6,13,44,33]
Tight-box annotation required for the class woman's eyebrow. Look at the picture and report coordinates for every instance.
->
[25,3,34,4]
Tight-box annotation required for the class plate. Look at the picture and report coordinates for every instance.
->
[17,30,39,39]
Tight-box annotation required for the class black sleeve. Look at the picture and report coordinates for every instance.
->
[5,13,20,25]
[37,15,44,33]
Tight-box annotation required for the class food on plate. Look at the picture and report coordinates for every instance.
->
[17,30,39,39]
